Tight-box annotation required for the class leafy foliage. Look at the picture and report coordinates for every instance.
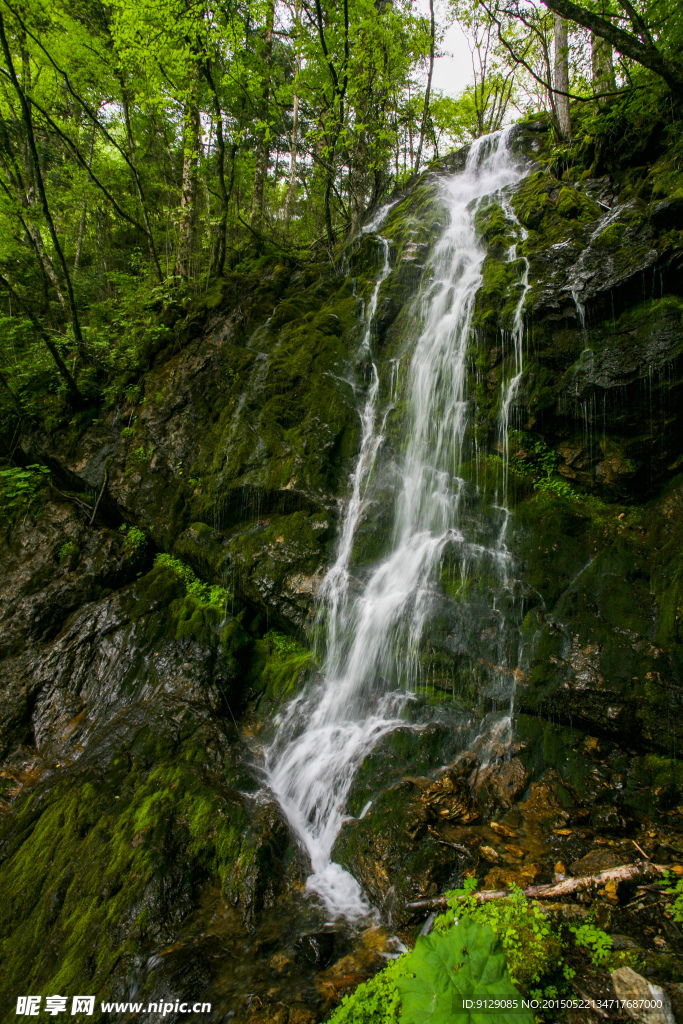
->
[264,630,301,655]
[435,880,562,989]
[659,871,683,924]
[121,525,147,554]
[324,956,411,1024]
[509,431,559,479]
[326,910,533,1024]
[534,477,575,500]
[508,432,576,500]
[570,923,613,965]
[397,917,534,1024]
[0,464,50,513]
[668,879,683,924]
[58,541,79,563]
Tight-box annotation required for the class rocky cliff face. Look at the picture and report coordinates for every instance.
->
[1,119,682,1021]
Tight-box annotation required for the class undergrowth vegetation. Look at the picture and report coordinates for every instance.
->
[0,464,50,516]
[323,879,653,1024]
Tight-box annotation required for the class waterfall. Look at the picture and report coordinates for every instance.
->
[266,128,528,921]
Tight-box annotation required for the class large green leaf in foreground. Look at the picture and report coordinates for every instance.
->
[396,917,534,1024]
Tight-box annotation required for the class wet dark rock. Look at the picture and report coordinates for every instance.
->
[293,931,340,970]
[590,800,637,835]
[225,803,296,928]
[420,759,481,824]
[569,849,626,876]
[332,777,468,924]
[470,757,530,815]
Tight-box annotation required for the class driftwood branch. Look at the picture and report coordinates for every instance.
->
[89,467,107,525]
[406,861,667,911]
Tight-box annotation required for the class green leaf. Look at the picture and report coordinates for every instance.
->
[396,917,534,1024]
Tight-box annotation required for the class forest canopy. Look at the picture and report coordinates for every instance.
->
[0,0,680,428]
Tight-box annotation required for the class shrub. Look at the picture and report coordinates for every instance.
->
[434,879,562,989]
[324,956,410,1024]
[264,630,301,655]
[534,477,575,500]
[570,923,612,964]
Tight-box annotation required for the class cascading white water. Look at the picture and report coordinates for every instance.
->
[266,128,528,921]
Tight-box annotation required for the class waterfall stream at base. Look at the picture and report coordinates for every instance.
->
[265,129,528,921]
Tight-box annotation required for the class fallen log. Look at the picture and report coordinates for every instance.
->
[406,861,668,911]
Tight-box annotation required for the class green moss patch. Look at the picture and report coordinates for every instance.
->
[0,734,247,1010]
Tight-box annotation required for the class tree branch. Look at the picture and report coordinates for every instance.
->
[538,0,683,93]
[0,10,87,358]
[0,273,84,406]
[406,861,667,911]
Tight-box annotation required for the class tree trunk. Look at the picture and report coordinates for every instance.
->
[250,0,275,233]
[415,0,435,175]
[553,15,571,140]
[27,225,67,309]
[0,273,84,406]
[542,0,683,98]
[323,171,335,247]
[592,32,616,106]
[205,68,228,278]
[175,85,201,279]
[406,861,667,910]
[284,91,299,232]
[0,12,87,362]
[74,125,96,275]
[118,79,164,283]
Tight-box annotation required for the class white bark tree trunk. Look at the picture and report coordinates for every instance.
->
[554,15,571,139]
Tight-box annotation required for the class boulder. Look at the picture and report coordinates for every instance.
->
[611,967,675,1024]
[470,757,529,815]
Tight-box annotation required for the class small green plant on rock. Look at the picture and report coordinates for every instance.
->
[252,631,313,706]
[129,444,155,469]
[509,432,559,479]
[534,477,575,500]
[570,922,612,964]
[58,540,79,564]
[264,630,300,655]
[323,956,410,1024]
[122,526,147,554]
[508,432,575,501]
[153,552,226,607]
[121,416,137,439]
[661,872,683,924]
